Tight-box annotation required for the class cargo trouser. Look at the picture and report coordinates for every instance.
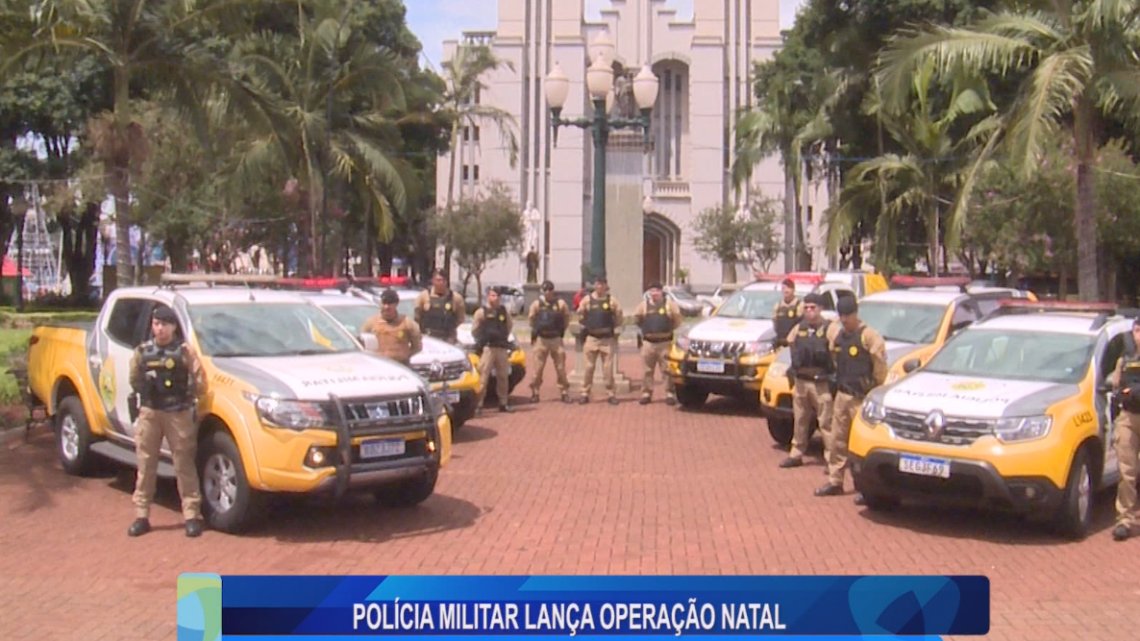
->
[790,379,833,461]
[1114,411,1140,529]
[823,391,860,487]
[475,346,511,407]
[581,335,617,400]
[530,336,569,396]
[133,407,201,520]
[640,340,674,401]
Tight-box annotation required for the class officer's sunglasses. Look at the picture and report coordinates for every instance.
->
[803,304,818,310]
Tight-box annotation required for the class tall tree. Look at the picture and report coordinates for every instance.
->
[876,1,1140,301]
[432,181,522,302]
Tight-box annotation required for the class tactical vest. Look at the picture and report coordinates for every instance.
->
[475,306,511,348]
[1121,351,1140,413]
[773,298,802,346]
[533,300,567,339]
[640,301,674,342]
[372,315,413,364]
[583,295,616,338]
[138,341,192,411]
[421,291,458,340]
[833,326,874,398]
[791,320,832,378]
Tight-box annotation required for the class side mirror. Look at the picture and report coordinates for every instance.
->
[360,334,379,351]
[902,358,921,374]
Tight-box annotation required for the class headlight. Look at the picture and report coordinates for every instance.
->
[885,370,901,384]
[427,391,447,419]
[743,341,773,355]
[993,415,1052,442]
[767,361,788,378]
[675,335,690,351]
[248,394,328,430]
[459,356,474,373]
[861,398,887,424]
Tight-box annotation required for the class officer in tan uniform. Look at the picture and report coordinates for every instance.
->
[779,292,833,468]
[414,269,465,343]
[472,287,514,413]
[128,305,206,538]
[1108,318,1140,542]
[816,296,886,497]
[772,278,803,349]
[633,282,683,405]
[577,274,623,405]
[361,289,423,365]
[527,280,572,403]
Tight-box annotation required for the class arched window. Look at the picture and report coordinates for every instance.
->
[650,59,688,180]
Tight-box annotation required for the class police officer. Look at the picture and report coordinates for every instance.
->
[527,280,572,403]
[779,292,833,468]
[127,305,206,538]
[772,278,803,348]
[415,269,465,343]
[1109,318,1140,541]
[634,282,683,405]
[472,286,514,413]
[577,274,623,405]
[816,297,886,497]
[361,289,423,365]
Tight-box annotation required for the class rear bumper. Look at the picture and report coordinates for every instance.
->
[850,448,1064,514]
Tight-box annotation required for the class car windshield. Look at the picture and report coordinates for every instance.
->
[858,300,946,344]
[319,303,379,334]
[715,290,782,319]
[189,303,359,357]
[922,328,1094,384]
[670,289,698,301]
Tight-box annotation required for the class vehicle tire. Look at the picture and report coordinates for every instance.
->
[56,396,96,476]
[767,417,793,446]
[676,386,708,409]
[374,468,438,508]
[860,493,900,512]
[1054,447,1094,540]
[199,430,261,534]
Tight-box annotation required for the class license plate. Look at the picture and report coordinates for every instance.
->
[445,390,460,404]
[696,359,725,373]
[898,454,950,478]
[360,439,406,459]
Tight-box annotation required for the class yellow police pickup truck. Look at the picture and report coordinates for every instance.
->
[849,301,1128,539]
[759,278,1029,445]
[25,277,452,533]
[299,290,482,430]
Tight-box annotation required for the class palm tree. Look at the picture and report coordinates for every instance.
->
[438,43,518,278]
[827,61,998,275]
[3,0,251,286]
[225,0,409,275]
[876,2,1140,301]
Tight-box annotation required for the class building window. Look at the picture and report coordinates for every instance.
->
[806,205,813,224]
[463,126,470,142]
[462,165,469,181]
[473,126,480,141]
[473,165,480,181]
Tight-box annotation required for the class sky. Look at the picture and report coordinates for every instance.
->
[405,0,807,73]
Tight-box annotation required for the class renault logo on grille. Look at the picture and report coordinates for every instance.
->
[923,409,945,438]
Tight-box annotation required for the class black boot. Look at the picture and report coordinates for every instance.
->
[185,519,205,538]
[128,518,151,537]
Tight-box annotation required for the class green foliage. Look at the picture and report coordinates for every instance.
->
[433,182,523,298]
[690,198,782,273]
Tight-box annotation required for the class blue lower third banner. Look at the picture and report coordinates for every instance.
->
[177,574,989,640]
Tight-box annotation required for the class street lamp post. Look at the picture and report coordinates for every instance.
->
[544,37,659,279]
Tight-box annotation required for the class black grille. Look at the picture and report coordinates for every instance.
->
[410,360,468,382]
[688,340,749,358]
[882,408,992,446]
[330,394,432,436]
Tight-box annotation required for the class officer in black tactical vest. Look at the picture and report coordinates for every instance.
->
[779,293,834,469]
[817,297,886,498]
[527,280,572,403]
[414,269,466,343]
[633,282,683,405]
[472,287,514,413]
[772,278,803,348]
[576,274,624,405]
[127,305,206,538]
[1108,318,1140,541]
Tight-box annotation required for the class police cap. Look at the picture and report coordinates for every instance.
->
[152,306,179,325]
[803,293,825,307]
[781,278,795,289]
[836,296,858,316]
[541,280,555,291]
[648,281,663,291]
[594,272,608,284]
[380,289,399,304]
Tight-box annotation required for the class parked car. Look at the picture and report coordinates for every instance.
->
[643,286,714,317]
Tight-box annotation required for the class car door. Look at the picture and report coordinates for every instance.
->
[1095,327,1128,486]
[95,296,159,441]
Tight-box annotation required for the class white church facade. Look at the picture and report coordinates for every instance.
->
[436,0,832,307]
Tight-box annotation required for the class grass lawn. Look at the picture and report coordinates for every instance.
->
[0,328,32,405]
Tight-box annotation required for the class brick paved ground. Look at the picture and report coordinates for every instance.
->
[1,349,1137,641]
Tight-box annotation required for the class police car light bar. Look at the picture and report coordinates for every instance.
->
[275,277,350,290]
[889,275,970,291]
[753,272,824,284]
[161,273,279,286]
[994,299,1117,313]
